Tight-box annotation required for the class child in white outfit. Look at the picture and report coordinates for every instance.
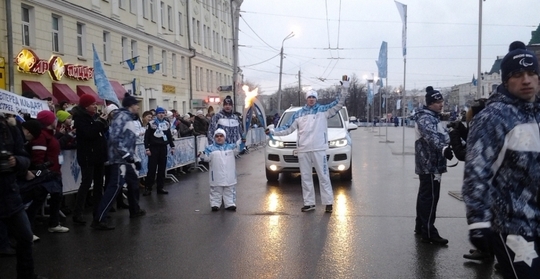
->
[200,128,238,211]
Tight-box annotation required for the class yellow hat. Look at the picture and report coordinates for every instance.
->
[56,110,71,123]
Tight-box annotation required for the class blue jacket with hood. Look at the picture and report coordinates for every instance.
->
[414,107,450,175]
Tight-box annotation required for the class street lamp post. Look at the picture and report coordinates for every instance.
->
[277,32,294,114]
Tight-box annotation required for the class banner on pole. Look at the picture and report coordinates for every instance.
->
[395,1,407,57]
[376,41,388,78]
[396,99,401,110]
[0,89,48,118]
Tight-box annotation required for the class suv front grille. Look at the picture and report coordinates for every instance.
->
[268,154,280,161]
[334,154,348,161]
[283,155,330,163]
[283,142,297,148]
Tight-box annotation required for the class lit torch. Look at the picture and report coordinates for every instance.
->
[240,85,262,152]
[243,85,258,108]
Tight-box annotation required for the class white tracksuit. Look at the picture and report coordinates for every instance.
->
[201,142,238,208]
[271,86,349,206]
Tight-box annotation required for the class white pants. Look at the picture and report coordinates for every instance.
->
[298,150,334,206]
[210,185,236,208]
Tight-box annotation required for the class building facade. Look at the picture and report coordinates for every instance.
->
[0,0,240,114]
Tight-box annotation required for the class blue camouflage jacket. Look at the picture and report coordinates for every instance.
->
[208,110,243,145]
[462,85,540,237]
[107,108,138,164]
[414,107,449,175]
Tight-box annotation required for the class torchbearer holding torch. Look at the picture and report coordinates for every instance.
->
[265,75,350,213]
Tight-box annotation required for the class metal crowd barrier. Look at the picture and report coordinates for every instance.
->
[60,128,267,195]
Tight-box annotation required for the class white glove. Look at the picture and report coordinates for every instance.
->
[340,79,350,89]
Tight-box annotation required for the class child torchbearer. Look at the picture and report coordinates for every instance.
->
[200,128,239,212]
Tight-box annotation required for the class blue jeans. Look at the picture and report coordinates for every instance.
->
[1,209,34,279]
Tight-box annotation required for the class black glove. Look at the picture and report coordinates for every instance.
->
[443,146,453,160]
[134,161,142,170]
[265,128,270,135]
[469,228,492,253]
[125,156,135,164]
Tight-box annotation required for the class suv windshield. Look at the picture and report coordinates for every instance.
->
[277,110,343,128]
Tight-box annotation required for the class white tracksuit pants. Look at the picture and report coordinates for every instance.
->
[298,150,334,206]
[210,185,236,208]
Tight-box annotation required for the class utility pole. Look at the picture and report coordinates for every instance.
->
[297,70,301,106]
[277,32,294,113]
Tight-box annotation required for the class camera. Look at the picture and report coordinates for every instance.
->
[0,150,13,173]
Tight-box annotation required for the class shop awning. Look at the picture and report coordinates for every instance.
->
[21,80,58,104]
[76,85,104,105]
[110,81,127,100]
[52,83,79,104]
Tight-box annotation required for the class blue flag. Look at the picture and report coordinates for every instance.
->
[395,1,407,57]
[147,63,161,74]
[125,56,139,71]
[92,44,120,105]
[472,75,477,86]
[376,41,388,78]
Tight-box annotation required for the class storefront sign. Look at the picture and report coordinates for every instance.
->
[162,84,176,93]
[14,49,93,81]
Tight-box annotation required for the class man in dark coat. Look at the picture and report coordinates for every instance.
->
[71,94,109,224]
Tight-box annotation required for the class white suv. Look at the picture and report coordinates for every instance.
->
[265,107,357,182]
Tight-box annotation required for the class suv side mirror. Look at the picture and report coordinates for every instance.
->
[347,123,358,131]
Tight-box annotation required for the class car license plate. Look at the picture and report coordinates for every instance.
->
[293,150,298,157]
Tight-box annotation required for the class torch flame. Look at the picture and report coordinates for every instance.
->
[243,85,259,108]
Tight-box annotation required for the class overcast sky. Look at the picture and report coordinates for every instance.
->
[238,0,540,94]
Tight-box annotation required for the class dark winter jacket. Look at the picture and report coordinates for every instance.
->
[177,118,193,137]
[71,105,108,167]
[462,85,540,237]
[414,107,449,175]
[193,116,209,136]
[208,110,243,145]
[144,118,175,148]
[0,120,30,218]
[108,108,138,164]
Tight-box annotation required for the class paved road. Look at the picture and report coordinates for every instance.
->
[1,126,502,279]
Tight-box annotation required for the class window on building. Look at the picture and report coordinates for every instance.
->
[172,53,177,77]
[206,69,210,92]
[162,50,167,75]
[150,0,155,22]
[119,0,125,9]
[197,20,201,45]
[178,12,183,36]
[160,2,164,27]
[203,24,207,49]
[130,40,138,60]
[103,31,111,62]
[148,45,153,65]
[195,66,200,90]
[121,36,128,61]
[206,26,210,49]
[180,56,185,79]
[142,0,148,18]
[167,5,172,31]
[212,0,216,15]
[130,0,136,13]
[77,23,86,57]
[51,15,62,53]
[191,18,196,44]
[210,70,213,93]
[21,6,33,47]
[199,67,203,90]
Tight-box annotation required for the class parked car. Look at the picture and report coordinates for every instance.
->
[265,107,357,182]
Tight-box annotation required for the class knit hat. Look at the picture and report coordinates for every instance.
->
[500,41,540,83]
[22,120,42,138]
[56,110,71,123]
[36,110,56,127]
[305,89,318,99]
[425,86,443,105]
[223,95,233,105]
[79,94,96,108]
[155,107,166,114]
[122,93,139,108]
[214,128,226,138]
[105,103,119,116]
[196,110,204,116]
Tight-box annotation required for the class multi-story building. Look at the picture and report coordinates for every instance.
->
[0,0,241,114]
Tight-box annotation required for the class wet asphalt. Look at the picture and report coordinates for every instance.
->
[0,125,502,279]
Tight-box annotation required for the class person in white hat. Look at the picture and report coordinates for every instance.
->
[266,75,350,213]
[199,128,239,211]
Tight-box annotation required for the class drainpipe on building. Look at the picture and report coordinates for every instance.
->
[186,0,195,111]
[6,0,14,92]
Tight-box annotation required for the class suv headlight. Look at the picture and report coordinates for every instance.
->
[268,139,284,148]
[329,138,348,148]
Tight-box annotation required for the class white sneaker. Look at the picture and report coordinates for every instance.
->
[48,225,70,233]
[32,235,40,242]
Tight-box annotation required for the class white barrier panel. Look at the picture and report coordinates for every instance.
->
[60,137,197,194]
[196,135,208,154]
